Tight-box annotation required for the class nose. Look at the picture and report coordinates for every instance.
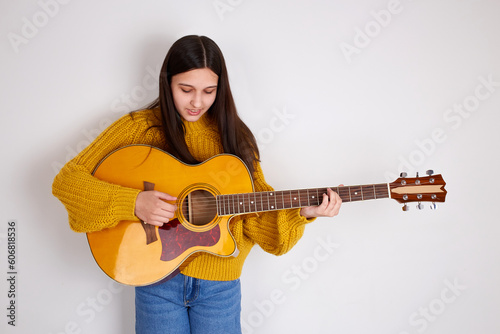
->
[191,92,202,108]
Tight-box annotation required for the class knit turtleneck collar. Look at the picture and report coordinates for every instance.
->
[182,113,215,134]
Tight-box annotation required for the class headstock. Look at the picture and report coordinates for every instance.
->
[390,170,447,211]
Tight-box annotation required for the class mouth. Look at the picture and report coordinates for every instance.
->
[187,109,202,116]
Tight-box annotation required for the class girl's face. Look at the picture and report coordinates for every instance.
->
[171,68,219,122]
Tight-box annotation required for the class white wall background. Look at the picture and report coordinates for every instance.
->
[1,0,499,333]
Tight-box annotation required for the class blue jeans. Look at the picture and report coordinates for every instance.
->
[135,274,242,334]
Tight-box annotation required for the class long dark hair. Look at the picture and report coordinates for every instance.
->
[145,35,260,174]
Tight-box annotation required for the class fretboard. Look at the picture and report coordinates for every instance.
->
[217,184,390,216]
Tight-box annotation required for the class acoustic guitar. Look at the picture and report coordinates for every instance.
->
[87,145,447,286]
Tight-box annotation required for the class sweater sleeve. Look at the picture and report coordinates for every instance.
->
[241,162,316,256]
[52,112,158,233]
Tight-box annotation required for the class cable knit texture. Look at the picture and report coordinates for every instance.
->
[52,109,313,281]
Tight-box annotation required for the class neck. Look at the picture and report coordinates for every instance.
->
[217,183,390,216]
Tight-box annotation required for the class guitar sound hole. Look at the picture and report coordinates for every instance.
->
[181,190,217,226]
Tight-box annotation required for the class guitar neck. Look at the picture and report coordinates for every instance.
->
[217,183,390,216]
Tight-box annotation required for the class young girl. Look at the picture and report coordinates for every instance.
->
[52,35,342,333]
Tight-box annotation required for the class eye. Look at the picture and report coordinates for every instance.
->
[181,89,192,93]
[205,89,216,95]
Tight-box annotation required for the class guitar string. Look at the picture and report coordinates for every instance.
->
[174,186,391,204]
[167,185,391,207]
[147,179,440,213]
[171,188,392,216]
[172,188,391,205]
[175,187,438,216]
[169,180,441,212]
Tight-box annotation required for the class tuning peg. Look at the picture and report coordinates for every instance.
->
[400,172,407,178]
[430,202,437,210]
[426,170,434,176]
[402,204,410,211]
[417,202,424,210]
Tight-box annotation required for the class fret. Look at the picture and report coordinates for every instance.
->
[260,192,266,211]
[235,194,239,214]
[239,194,244,213]
[249,192,256,213]
[232,194,236,214]
[307,189,318,206]
[243,193,248,212]
[228,194,232,214]
[298,189,307,207]
[350,186,363,202]
[223,194,227,215]
[248,193,253,213]
[376,183,390,199]
[254,192,258,211]
[217,195,220,215]
[256,192,263,212]
[290,190,299,208]
[361,185,375,201]
[245,193,250,213]
[337,187,350,203]
[244,193,249,213]
[217,195,222,215]
[299,190,305,207]
[233,194,238,214]
[229,195,232,214]
[223,195,228,215]
[221,195,226,215]
[276,191,285,210]
[237,194,242,214]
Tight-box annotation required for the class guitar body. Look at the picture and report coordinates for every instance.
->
[87,145,252,286]
[86,145,448,286]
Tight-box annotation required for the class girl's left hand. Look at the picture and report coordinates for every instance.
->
[300,187,342,219]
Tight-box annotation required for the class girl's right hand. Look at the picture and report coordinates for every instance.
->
[134,191,177,226]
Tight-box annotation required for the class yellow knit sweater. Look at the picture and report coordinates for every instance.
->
[52,109,312,281]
